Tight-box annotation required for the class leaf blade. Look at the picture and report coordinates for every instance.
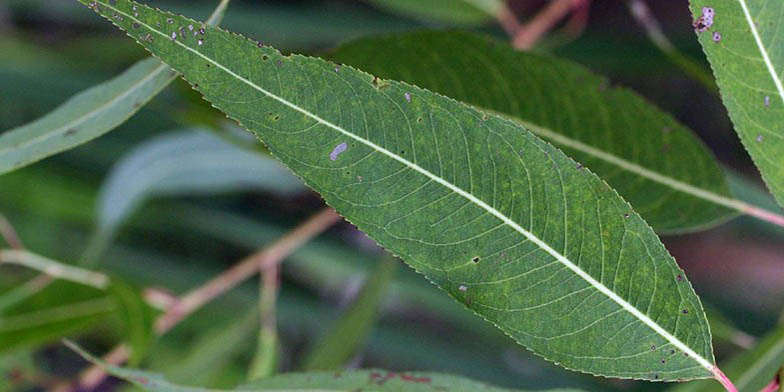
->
[690,0,784,208]
[329,31,739,233]
[0,0,229,175]
[81,0,718,380]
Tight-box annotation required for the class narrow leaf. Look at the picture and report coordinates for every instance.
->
[108,279,157,365]
[0,281,115,354]
[81,0,719,381]
[65,341,580,392]
[0,0,229,175]
[366,0,502,25]
[329,31,739,233]
[96,129,304,234]
[690,0,784,208]
[302,256,397,370]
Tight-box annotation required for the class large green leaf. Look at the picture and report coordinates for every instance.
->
[80,0,720,381]
[0,0,229,176]
[366,0,501,25]
[66,341,579,392]
[689,0,784,208]
[329,31,737,233]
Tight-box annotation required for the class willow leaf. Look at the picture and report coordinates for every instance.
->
[80,0,721,381]
[366,0,502,25]
[0,0,228,176]
[65,341,579,392]
[330,31,739,233]
[689,0,784,208]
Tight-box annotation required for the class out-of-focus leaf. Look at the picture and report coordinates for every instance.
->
[96,129,304,234]
[165,307,259,386]
[109,279,157,365]
[0,350,36,391]
[366,0,501,25]
[330,30,738,233]
[0,0,229,175]
[689,0,784,208]
[671,326,784,392]
[66,341,581,392]
[82,129,305,266]
[302,257,397,370]
[0,281,114,354]
[83,0,719,379]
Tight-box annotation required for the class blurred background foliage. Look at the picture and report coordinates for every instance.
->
[0,1,781,391]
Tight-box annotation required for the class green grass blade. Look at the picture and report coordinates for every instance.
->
[329,31,740,233]
[0,0,229,175]
[301,257,397,371]
[689,0,784,208]
[366,0,501,25]
[79,0,719,380]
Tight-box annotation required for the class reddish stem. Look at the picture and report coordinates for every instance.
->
[712,367,738,392]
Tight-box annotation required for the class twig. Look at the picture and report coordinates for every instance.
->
[496,2,521,37]
[75,207,341,390]
[625,0,717,92]
[0,250,110,289]
[0,213,23,249]
[512,0,583,49]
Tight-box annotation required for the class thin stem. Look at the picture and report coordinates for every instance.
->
[496,2,521,37]
[0,213,23,249]
[512,0,581,50]
[625,0,717,92]
[74,207,340,390]
[713,367,739,392]
[0,250,109,289]
[154,208,339,333]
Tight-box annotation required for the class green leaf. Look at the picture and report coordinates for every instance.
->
[302,256,397,370]
[81,128,305,267]
[65,341,580,392]
[671,326,784,392]
[0,281,114,354]
[690,0,784,208]
[329,31,737,233]
[81,0,719,381]
[108,279,157,366]
[366,0,501,25]
[0,0,229,176]
[96,128,304,233]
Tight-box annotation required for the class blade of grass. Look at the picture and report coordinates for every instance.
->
[301,256,397,370]
[248,264,280,380]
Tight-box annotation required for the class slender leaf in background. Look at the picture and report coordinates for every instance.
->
[0,281,114,354]
[108,279,157,366]
[672,326,784,392]
[0,0,229,176]
[65,341,581,392]
[81,0,723,382]
[248,265,280,381]
[366,0,501,25]
[689,0,784,208]
[330,31,752,233]
[302,256,397,370]
[165,307,260,386]
[83,129,305,266]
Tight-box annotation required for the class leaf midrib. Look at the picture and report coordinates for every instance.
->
[101,0,715,373]
[737,0,784,105]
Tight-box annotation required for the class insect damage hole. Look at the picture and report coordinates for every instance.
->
[471,256,480,263]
